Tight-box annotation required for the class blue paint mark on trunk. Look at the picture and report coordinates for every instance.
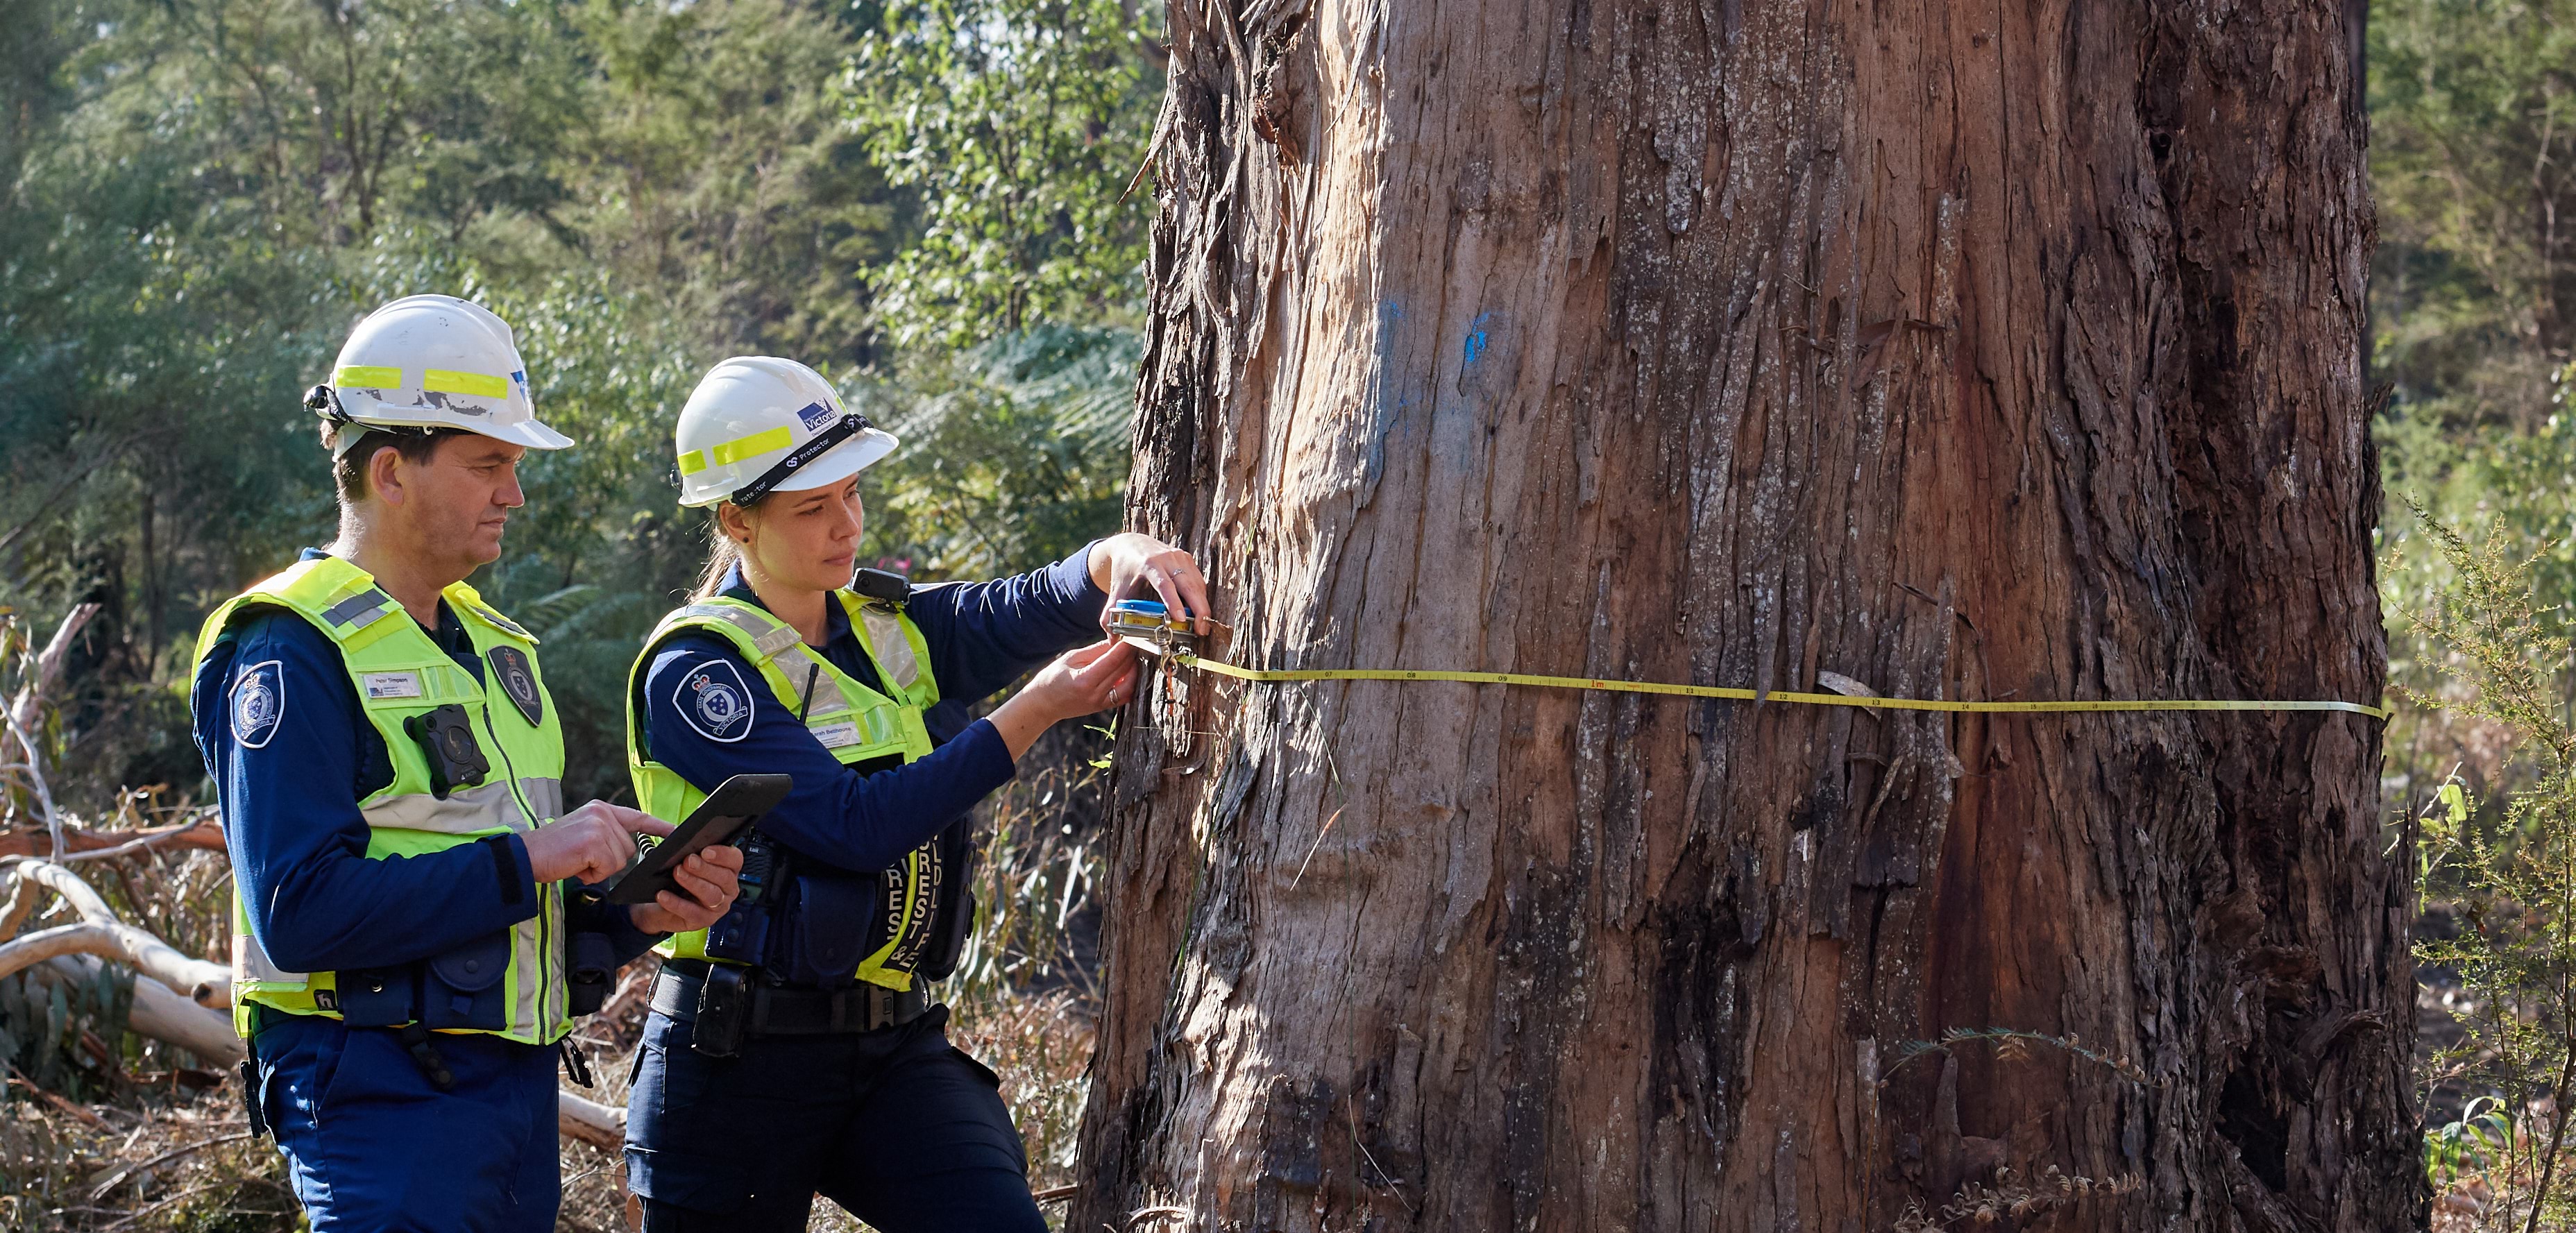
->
[1463,311,1495,366]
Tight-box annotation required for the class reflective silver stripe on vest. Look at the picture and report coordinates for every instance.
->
[772,645,854,718]
[677,603,804,659]
[510,910,545,1037]
[361,779,530,835]
[518,776,564,826]
[320,588,397,630]
[858,605,921,691]
[233,930,305,985]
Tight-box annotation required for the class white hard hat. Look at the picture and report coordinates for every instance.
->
[307,295,573,454]
[673,356,899,508]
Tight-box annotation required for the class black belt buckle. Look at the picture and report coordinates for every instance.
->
[866,985,895,1031]
[862,981,924,1031]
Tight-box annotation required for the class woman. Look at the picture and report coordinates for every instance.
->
[619,355,1208,1232]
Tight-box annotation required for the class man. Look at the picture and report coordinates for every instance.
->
[189,294,743,1232]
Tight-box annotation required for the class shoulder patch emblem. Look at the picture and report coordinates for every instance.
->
[232,660,286,749]
[675,659,756,743]
[487,647,544,727]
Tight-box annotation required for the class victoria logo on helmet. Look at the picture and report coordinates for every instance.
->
[795,401,836,432]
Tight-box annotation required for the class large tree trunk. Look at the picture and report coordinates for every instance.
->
[1076,0,2418,1228]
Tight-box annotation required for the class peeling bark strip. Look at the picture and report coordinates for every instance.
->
[1076,0,2417,1228]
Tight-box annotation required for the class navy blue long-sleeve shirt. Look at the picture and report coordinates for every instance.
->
[637,544,1106,879]
[192,551,654,977]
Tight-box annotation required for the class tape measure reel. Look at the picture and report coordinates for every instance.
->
[1109,599,1201,658]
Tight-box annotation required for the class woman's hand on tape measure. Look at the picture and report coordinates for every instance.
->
[1093,533,1210,636]
[527,801,673,886]
[628,843,744,935]
[990,639,1141,759]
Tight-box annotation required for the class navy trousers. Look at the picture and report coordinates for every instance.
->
[251,1010,561,1232]
[625,1004,1046,1232]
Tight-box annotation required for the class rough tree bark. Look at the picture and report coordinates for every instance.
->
[1075,0,2416,1229]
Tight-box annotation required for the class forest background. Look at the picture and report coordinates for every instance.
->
[0,0,2571,1227]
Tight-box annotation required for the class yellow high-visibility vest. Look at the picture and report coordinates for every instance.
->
[627,592,944,990]
[193,556,570,1043]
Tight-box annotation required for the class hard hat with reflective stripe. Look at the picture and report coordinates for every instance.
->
[309,295,573,453]
[673,357,899,508]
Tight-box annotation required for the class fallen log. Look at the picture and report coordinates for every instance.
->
[0,860,228,1006]
[28,954,243,1065]
[559,1088,627,1150]
[5,857,625,1145]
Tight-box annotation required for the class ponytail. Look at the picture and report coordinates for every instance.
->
[690,507,744,600]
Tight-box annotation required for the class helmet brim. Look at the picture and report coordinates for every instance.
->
[473,418,577,451]
[334,399,575,452]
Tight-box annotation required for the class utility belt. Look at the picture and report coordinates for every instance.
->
[235,921,614,1134]
[268,925,614,1030]
[652,960,929,1056]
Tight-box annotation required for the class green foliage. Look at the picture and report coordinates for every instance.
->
[859,325,1142,579]
[845,0,1162,348]
[2371,0,2576,925]
[543,0,905,364]
[2430,1096,2520,1187]
[2398,503,2576,1218]
[2371,0,2576,432]
[0,964,129,1103]
[0,0,1152,813]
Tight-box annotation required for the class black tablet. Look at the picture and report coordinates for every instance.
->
[598,774,791,905]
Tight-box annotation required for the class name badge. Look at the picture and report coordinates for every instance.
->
[808,720,862,749]
[363,672,423,700]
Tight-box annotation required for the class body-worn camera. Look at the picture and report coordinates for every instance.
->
[403,704,491,798]
[851,567,908,606]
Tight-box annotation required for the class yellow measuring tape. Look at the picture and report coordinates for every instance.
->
[1167,652,2389,720]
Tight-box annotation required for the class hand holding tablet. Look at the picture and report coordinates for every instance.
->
[598,774,791,905]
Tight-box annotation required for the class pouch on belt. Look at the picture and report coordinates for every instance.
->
[337,967,414,1027]
[778,869,874,986]
[421,930,511,1030]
